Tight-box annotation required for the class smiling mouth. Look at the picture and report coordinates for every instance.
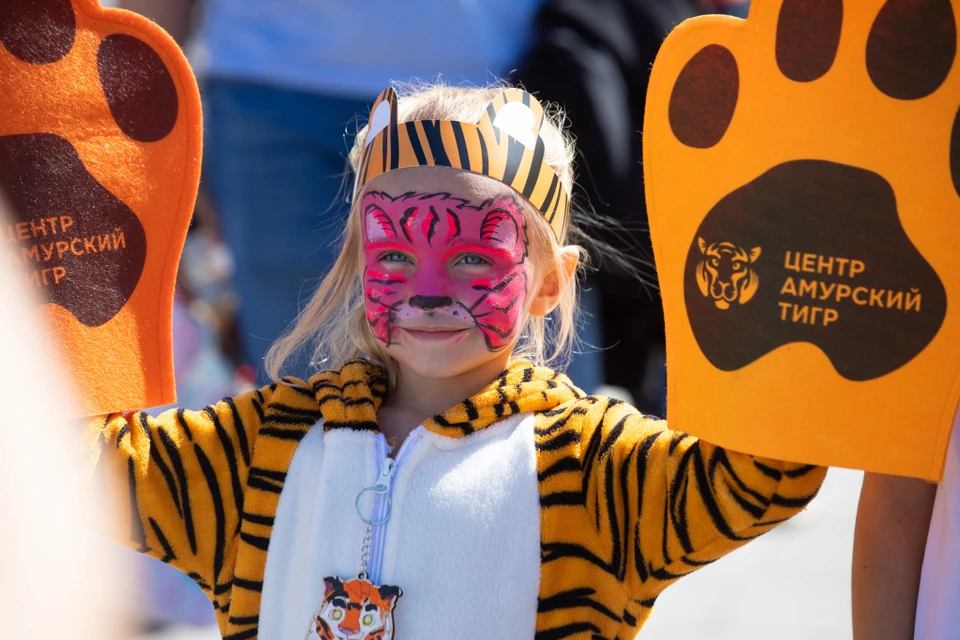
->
[397,326,471,342]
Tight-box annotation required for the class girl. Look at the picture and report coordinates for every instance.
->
[90,84,825,639]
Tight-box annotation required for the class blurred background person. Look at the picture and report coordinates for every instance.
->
[0,191,132,639]
[852,472,939,639]
[853,421,959,640]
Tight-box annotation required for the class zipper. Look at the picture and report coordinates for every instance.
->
[366,426,423,585]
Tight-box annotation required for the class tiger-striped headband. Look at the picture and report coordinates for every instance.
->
[354,87,571,240]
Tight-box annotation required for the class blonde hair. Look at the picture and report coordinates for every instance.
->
[264,83,584,382]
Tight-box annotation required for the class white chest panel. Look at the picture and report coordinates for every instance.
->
[259,413,542,639]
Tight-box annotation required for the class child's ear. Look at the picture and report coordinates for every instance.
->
[529,246,580,317]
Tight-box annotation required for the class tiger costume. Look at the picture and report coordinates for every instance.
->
[89,359,824,639]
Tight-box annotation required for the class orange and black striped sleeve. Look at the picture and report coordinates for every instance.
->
[86,382,279,606]
[536,396,827,615]
[597,399,827,603]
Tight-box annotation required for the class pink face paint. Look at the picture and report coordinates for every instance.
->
[361,191,530,350]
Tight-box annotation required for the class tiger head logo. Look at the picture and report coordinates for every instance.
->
[695,238,761,310]
[310,576,401,639]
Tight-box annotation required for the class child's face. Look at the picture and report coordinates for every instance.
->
[358,167,538,379]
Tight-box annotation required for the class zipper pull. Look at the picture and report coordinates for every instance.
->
[355,457,396,526]
[374,457,397,492]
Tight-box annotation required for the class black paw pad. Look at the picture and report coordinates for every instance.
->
[867,0,957,100]
[952,105,960,197]
[669,45,739,149]
[684,160,946,381]
[776,0,844,82]
[0,133,147,327]
[0,0,76,65]
[98,34,179,142]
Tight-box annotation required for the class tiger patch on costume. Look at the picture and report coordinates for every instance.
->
[308,576,402,640]
[695,237,761,309]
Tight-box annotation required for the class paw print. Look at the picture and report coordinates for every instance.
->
[0,0,201,412]
[646,0,959,385]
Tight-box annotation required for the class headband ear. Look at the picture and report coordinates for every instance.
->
[355,88,399,194]
[353,86,569,239]
[365,87,398,148]
[475,89,567,239]
[477,89,547,150]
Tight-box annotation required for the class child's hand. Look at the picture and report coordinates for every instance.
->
[0,0,202,416]
[643,0,960,479]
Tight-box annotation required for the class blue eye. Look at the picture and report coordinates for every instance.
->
[382,252,409,263]
[458,254,487,266]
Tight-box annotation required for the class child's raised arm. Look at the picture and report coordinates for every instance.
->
[86,377,321,620]
[536,396,826,628]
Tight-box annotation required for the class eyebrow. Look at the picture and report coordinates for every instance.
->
[442,243,515,263]
[364,240,417,254]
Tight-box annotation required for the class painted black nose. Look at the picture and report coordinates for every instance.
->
[409,295,453,310]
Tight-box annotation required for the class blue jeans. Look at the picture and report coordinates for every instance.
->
[202,79,371,383]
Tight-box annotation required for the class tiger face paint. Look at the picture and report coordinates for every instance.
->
[361,190,530,352]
